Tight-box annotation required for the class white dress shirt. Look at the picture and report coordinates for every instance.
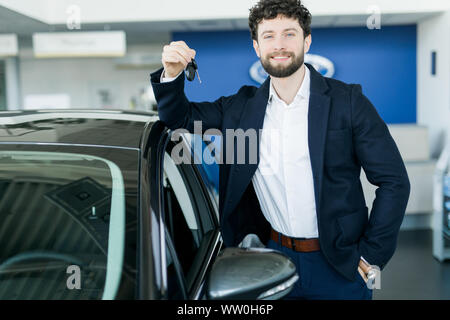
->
[252,65,319,238]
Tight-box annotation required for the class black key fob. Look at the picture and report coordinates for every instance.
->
[185,59,198,82]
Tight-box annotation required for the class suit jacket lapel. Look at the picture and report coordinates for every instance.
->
[307,64,331,216]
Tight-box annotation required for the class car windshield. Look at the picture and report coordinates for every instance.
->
[0,151,125,300]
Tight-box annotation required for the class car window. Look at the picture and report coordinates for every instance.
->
[162,146,216,298]
[0,151,126,300]
[164,236,185,300]
[163,152,202,274]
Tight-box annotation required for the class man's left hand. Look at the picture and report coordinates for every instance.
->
[358,258,371,283]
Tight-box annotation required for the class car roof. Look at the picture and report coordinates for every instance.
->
[0,109,159,149]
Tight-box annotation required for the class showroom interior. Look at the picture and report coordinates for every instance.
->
[0,0,449,299]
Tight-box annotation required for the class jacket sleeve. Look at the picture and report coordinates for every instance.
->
[150,67,233,133]
[351,84,411,269]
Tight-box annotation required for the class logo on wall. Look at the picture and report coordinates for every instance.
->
[249,54,335,84]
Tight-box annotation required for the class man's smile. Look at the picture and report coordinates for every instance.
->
[269,52,293,62]
[271,56,290,61]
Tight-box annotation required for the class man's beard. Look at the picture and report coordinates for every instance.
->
[260,51,304,78]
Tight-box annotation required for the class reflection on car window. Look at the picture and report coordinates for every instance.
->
[163,147,218,298]
[0,151,125,300]
[165,239,184,300]
[163,152,201,274]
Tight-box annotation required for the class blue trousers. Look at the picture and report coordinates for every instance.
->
[267,239,372,300]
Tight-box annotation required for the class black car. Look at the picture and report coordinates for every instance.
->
[0,109,297,300]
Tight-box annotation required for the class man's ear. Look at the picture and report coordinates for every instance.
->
[253,39,261,58]
[304,34,312,54]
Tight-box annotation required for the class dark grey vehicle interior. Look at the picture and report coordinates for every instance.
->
[0,143,139,300]
[0,156,112,299]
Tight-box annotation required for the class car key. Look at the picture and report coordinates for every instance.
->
[185,58,202,83]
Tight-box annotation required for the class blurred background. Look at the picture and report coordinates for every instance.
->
[0,0,449,299]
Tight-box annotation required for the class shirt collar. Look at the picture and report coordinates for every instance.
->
[268,64,310,104]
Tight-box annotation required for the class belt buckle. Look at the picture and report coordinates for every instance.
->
[291,238,297,251]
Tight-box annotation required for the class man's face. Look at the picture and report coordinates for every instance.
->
[253,14,311,78]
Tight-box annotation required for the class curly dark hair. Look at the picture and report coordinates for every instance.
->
[249,0,312,41]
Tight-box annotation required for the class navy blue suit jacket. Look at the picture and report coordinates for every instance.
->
[150,63,410,282]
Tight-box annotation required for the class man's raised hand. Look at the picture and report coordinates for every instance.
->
[161,41,196,78]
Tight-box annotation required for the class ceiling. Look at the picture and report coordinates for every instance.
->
[0,5,442,46]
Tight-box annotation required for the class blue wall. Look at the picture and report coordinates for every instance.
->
[173,25,417,124]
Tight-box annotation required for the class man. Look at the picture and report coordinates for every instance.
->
[150,0,410,300]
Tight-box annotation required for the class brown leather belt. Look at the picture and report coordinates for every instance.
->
[271,229,320,252]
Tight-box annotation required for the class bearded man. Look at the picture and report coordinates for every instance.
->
[150,0,410,300]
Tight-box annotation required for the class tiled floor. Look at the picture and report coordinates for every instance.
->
[373,229,450,300]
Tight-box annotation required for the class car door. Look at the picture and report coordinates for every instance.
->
[153,124,222,300]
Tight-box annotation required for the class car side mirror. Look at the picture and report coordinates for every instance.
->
[206,247,298,300]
